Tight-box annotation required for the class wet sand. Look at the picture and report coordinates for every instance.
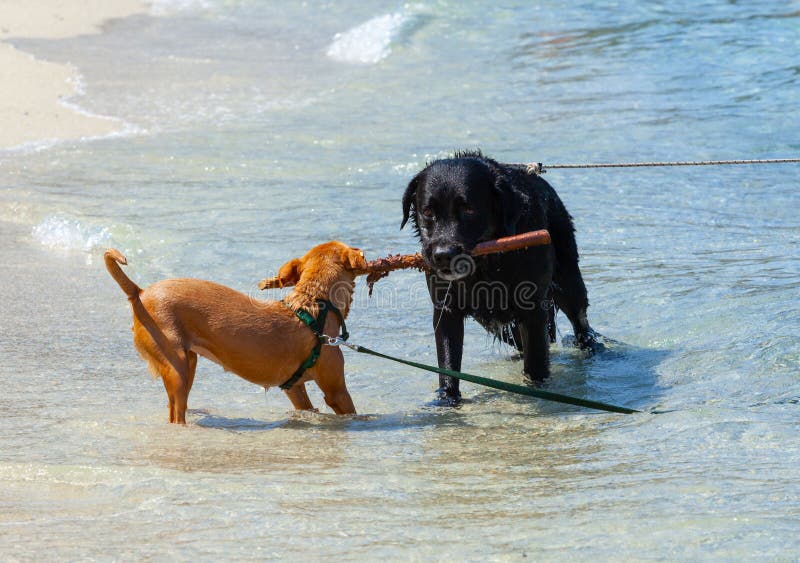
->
[0,0,147,149]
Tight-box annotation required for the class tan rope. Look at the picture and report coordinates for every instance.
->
[523,158,800,175]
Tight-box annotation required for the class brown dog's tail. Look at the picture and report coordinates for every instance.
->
[104,248,141,300]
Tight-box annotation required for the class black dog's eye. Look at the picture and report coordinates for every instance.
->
[421,208,434,219]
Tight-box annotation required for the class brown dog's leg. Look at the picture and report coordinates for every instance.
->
[161,363,191,424]
[186,351,198,396]
[161,375,177,423]
[322,388,356,415]
[133,319,194,424]
[134,340,183,423]
[148,348,192,424]
[171,351,197,424]
[283,384,316,412]
[316,367,356,415]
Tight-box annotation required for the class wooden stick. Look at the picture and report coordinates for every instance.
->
[355,253,425,276]
[355,229,551,294]
[471,229,551,256]
[355,229,551,274]
[356,254,426,295]
[258,229,551,292]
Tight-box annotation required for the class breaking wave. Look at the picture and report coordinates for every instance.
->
[326,11,410,64]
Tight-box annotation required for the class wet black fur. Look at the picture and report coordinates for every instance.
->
[401,150,598,403]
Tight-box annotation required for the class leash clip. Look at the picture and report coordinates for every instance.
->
[324,335,345,346]
[526,162,545,175]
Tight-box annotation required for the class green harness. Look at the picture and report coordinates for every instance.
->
[279,299,348,390]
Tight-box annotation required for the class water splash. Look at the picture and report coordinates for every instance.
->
[32,215,111,253]
[326,12,409,64]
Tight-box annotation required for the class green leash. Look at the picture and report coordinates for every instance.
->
[329,340,640,414]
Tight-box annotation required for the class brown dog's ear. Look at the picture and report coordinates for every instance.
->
[258,258,302,289]
[343,247,367,271]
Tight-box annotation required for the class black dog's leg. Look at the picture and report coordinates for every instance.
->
[552,274,597,351]
[433,308,464,405]
[519,310,551,382]
[549,208,598,353]
[547,300,557,344]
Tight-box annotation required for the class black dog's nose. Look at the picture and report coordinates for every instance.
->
[432,245,461,269]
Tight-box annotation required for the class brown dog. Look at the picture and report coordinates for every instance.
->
[105,241,366,423]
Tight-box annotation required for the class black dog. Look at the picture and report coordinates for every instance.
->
[401,150,598,404]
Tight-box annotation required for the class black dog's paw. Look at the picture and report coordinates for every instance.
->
[431,387,463,408]
[579,332,606,356]
[522,373,548,387]
[563,332,606,355]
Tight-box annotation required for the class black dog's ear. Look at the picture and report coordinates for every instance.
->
[401,173,421,229]
[494,176,523,236]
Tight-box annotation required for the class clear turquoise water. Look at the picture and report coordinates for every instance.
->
[1,1,798,558]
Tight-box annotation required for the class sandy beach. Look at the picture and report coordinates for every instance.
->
[0,0,147,149]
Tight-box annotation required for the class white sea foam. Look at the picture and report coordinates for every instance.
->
[326,12,409,64]
[61,70,147,135]
[32,215,111,253]
[1,114,145,156]
[0,68,146,155]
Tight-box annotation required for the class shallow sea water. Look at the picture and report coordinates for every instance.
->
[1,1,799,559]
